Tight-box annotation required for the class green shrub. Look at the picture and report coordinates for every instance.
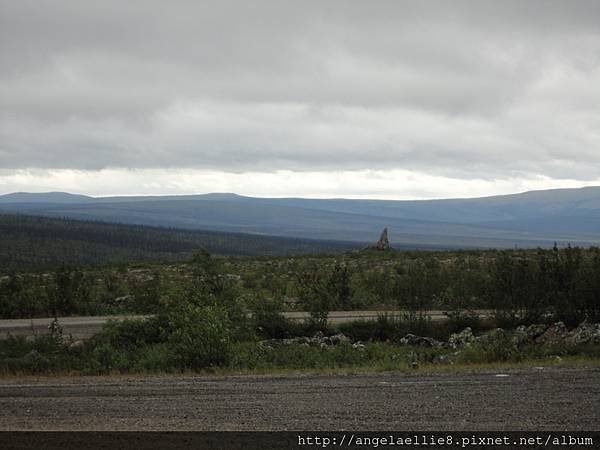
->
[90,317,165,350]
[167,304,233,370]
[251,297,295,339]
[457,329,520,364]
[83,342,132,374]
[134,343,171,372]
[0,333,82,374]
[80,317,166,374]
[0,335,31,358]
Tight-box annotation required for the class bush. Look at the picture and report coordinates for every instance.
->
[83,342,131,374]
[80,317,167,374]
[251,297,295,339]
[167,304,233,370]
[457,329,519,364]
[0,333,81,374]
[134,343,171,372]
[89,316,165,351]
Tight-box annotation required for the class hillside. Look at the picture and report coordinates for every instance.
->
[2,186,600,247]
[0,214,360,271]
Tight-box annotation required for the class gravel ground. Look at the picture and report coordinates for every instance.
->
[0,367,598,431]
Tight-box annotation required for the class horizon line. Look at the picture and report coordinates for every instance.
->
[2,184,600,202]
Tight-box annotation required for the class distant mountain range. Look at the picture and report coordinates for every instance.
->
[2,186,600,248]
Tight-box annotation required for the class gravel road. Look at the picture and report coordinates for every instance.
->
[0,367,598,431]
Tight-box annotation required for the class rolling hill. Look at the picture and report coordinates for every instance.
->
[2,186,600,248]
[0,214,360,271]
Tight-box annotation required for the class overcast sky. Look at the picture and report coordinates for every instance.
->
[1,1,600,199]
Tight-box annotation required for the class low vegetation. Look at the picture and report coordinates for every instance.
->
[1,315,599,376]
[1,247,599,375]
[2,242,600,326]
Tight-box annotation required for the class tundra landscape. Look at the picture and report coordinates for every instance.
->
[3,0,600,447]
[1,197,600,435]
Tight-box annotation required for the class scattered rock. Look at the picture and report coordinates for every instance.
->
[399,333,443,348]
[113,295,134,304]
[257,321,600,357]
[312,331,325,340]
[433,351,462,365]
[68,340,85,349]
[522,324,548,339]
[536,322,569,345]
[566,321,600,345]
[448,327,475,349]
[258,332,352,350]
[326,333,350,346]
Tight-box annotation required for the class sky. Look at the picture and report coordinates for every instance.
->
[1,0,600,199]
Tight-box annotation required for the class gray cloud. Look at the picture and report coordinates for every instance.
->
[1,0,600,182]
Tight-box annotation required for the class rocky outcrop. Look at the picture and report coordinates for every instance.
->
[511,321,600,346]
[566,321,600,345]
[536,322,569,345]
[375,228,390,250]
[365,228,391,251]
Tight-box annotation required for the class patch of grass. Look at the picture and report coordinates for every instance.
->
[230,341,418,371]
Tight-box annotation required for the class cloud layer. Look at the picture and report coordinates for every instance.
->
[1,1,600,196]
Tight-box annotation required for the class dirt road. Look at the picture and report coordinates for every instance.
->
[0,367,598,430]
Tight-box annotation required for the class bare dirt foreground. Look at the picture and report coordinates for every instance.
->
[0,367,598,431]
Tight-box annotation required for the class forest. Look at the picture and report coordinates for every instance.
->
[0,213,357,270]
